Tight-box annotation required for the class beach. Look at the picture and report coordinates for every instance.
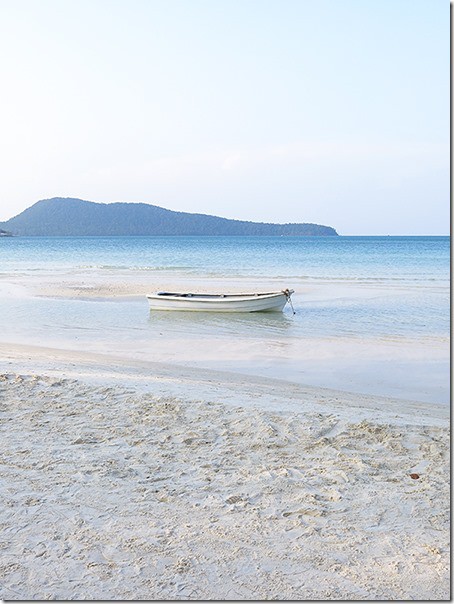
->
[0,342,449,600]
[1,0,449,596]
[0,236,450,600]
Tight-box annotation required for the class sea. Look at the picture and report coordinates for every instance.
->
[0,235,449,404]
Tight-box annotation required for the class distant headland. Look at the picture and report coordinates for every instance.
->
[0,197,338,237]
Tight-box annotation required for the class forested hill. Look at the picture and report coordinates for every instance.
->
[0,198,338,236]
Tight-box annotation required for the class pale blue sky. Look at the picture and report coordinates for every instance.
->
[0,0,449,234]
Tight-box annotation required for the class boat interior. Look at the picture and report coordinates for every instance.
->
[156,292,273,298]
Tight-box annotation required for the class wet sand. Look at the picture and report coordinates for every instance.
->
[0,343,449,600]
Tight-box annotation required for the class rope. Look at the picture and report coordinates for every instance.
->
[283,289,295,315]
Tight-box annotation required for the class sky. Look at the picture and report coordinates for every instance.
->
[0,0,449,235]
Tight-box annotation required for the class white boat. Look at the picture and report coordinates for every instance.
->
[147,289,295,313]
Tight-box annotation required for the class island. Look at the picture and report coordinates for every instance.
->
[0,197,338,237]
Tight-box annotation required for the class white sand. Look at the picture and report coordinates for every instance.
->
[0,343,449,600]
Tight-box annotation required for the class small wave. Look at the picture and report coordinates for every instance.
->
[77,264,195,272]
[274,275,448,284]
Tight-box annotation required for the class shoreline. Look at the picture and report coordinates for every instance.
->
[0,341,448,425]
[0,342,450,600]
[0,258,449,405]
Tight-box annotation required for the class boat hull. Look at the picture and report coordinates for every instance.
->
[147,291,292,312]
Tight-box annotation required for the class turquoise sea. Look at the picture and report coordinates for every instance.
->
[0,235,449,404]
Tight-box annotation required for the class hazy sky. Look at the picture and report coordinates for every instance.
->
[0,0,449,234]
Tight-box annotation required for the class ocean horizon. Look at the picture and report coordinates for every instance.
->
[0,235,449,404]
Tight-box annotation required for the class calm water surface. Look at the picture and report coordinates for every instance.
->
[0,236,449,403]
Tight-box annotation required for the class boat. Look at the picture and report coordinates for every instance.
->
[147,289,295,313]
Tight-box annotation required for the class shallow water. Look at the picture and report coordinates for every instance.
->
[0,235,449,403]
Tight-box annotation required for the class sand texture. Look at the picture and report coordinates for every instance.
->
[0,361,449,600]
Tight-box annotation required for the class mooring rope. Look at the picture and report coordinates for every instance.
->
[283,289,296,315]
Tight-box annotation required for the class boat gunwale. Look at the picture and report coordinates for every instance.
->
[147,290,293,303]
